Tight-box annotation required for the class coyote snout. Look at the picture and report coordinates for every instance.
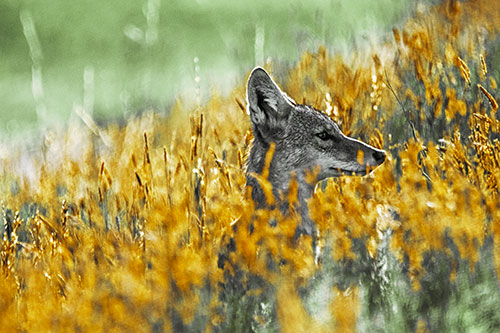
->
[245,67,386,236]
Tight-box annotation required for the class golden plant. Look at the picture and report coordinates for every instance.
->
[0,0,499,331]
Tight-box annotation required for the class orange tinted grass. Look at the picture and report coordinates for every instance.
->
[0,0,499,330]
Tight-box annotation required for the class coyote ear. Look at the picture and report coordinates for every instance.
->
[246,67,295,135]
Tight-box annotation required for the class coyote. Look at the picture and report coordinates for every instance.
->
[246,67,386,237]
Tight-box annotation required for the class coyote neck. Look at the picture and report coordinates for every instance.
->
[246,140,316,235]
[243,67,386,239]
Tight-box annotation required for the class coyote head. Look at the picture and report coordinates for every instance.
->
[246,66,385,190]
[245,67,386,235]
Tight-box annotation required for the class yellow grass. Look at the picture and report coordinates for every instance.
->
[0,0,499,330]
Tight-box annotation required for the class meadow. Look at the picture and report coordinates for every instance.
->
[0,0,411,135]
[1,0,500,331]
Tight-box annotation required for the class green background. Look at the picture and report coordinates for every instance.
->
[1,0,414,137]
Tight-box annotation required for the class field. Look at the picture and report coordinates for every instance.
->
[0,0,411,135]
[1,0,500,331]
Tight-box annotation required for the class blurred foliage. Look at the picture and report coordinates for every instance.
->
[0,0,413,136]
[1,0,500,331]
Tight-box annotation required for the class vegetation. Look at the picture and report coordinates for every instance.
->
[0,0,412,135]
[1,0,500,331]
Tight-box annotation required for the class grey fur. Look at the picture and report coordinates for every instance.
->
[246,67,386,237]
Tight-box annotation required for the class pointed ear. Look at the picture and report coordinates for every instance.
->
[246,67,295,137]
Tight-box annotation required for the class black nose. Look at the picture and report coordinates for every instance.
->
[373,150,386,164]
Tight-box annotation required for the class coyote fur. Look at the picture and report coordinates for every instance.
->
[246,67,386,237]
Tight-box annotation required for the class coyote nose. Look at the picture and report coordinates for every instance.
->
[373,150,386,165]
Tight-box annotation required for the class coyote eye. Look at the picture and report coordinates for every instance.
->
[316,131,329,141]
[316,131,341,144]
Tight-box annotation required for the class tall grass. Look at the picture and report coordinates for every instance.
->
[1,0,500,331]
